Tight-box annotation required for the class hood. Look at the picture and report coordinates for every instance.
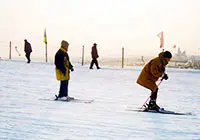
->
[158,52,167,65]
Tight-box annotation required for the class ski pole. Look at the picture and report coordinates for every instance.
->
[138,78,164,112]
[15,46,21,56]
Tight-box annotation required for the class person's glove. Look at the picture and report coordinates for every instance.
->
[70,67,74,72]
[163,73,168,80]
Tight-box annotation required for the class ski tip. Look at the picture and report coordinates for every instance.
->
[185,112,193,116]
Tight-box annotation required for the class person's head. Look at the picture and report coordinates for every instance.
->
[93,43,97,46]
[61,40,69,51]
[24,39,27,42]
[163,51,172,64]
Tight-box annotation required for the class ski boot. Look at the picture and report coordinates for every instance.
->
[143,103,149,111]
[55,95,74,101]
[148,100,160,111]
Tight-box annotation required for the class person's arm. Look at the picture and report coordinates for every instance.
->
[69,62,74,71]
[24,43,26,52]
[29,43,32,52]
[66,53,74,71]
[150,60,163,78]
[55,51,66,74]
[96,48,99,58]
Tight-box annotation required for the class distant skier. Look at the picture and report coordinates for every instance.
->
[136,51,172,111]
[89,43,101,69]
[54,40,74,100]
[24,39,32,63]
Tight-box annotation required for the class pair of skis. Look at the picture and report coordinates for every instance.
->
[54,95,94,103]
[39,95,94,104]
[128,108,192,115]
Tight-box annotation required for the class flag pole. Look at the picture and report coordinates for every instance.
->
[45,43,47,62]
[44,28,48,62]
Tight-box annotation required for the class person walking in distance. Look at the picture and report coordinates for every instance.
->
[89,43,100,69]
[136,51,172,111]
[54,40,74,100]
[24,39,32,63]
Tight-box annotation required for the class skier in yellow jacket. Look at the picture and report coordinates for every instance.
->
[137,51,172,111]
[54,40,74,100]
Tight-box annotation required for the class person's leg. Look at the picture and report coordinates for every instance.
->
[64,80,69,97]
[57,80,73,100]
[94,59,100,69]
[58,80,66,98]
[25,53,28,62]
[89,59,95,69]
[148,88,160,110]
[66,80,73,99]
[64,80,74,99]
[28,53,31,63]
[26,53,31,63]
[150,88,158,101]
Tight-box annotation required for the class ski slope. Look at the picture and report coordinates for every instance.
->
[0,60,199,140]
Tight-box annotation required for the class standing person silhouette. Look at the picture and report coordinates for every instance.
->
[54,40,74,100]
[24,39,32,63]
[89,43,100,69]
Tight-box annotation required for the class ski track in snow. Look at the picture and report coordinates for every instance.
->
[0,60,200,140]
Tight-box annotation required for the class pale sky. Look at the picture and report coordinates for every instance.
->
[0,0,200,60]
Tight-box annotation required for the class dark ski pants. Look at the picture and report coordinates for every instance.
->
[150,88,158,100]
[90,58,100,69]
[58,80,69,98]
[25,53,31,63]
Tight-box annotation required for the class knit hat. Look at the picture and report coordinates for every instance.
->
[61,40,69,47]
[163,51,172,58]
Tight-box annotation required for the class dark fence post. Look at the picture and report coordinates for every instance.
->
[122,47,124,68]
[9,41,11,59]
[82,45,84,66]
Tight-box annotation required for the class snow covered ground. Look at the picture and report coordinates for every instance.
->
[0,60,200,140]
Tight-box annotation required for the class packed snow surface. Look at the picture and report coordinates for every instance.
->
[0,60,199,140]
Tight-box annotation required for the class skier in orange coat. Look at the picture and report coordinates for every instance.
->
[137,51,172,111]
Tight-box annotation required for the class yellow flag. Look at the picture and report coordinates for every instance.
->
[44,28,47,44]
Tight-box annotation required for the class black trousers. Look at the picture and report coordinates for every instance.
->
[90,58,99,68]
[150,88,158,100]
[25,53,31,63]
[58,80,69,98]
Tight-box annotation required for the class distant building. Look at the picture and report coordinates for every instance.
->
[170,47,200,68]
[184,55,200,68]
[172,47,188,62]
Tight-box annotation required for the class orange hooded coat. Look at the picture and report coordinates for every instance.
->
[136,52,166,91]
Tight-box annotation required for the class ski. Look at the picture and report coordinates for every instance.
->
[54,95,94,103]
[55,98,94,103]
[39,96,94,104]
[126,108,192,115]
